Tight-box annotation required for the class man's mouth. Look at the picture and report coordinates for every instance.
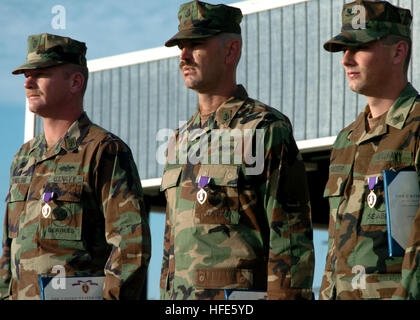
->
[346,71,360,79]
[26,90,41,98]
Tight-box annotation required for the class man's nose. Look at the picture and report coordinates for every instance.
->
[179,46,192,61]
[24,75,36,89]
[342,49,356,67]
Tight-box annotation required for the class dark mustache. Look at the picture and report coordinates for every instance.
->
[179,61,198,69]
[26,89,42,96]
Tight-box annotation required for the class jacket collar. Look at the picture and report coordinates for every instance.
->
[29,112,91,158]
[347,83,418,144]
[183,84,249,133]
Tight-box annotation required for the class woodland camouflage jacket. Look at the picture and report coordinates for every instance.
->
[160,85,315,300]
[0,113,151,300]
[320,83,420,300]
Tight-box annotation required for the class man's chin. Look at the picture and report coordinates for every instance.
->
[28,104,45,115]
[183,80,201,91]
[348,82,366,95]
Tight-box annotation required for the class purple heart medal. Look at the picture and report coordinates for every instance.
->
[41,192,54,218]
[197,176,210,205]
[366,177,378,209]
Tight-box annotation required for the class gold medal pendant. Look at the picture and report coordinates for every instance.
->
[197,188,207,205]
[367,190,377,209]
[42,203,51,218]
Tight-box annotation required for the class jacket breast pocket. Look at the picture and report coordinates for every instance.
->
[324,172,348,213]
[5,182,30,238]
[160,166,182,192]
[323,171,349,241]
[194,164,240,225]
[39,181,83,240]
[160,166,183,211]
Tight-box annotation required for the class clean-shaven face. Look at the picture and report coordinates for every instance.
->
[341,40,394,96]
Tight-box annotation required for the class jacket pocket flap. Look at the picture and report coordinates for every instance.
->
[197,164,239,187]
[6,183,30,202]
[45,182,83,202]
[323,176,348,198]
[160,166,182,191]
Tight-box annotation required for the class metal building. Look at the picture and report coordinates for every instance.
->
[24,0,420,299]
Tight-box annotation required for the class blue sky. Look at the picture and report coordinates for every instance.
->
[0,0,327,300]
[0,0,241,300]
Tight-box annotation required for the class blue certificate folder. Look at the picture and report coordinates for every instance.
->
[383,168,419,257]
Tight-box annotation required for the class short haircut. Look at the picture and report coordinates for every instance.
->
[63,64,89,96]
[380,34,412,73]
[217,32,243,67]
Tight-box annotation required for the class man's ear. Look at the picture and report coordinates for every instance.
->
[392,40,408,67]
[69,72,84,94]
[225,39,241,65]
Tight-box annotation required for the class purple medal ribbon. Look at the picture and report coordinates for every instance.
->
[43,192,54,202]
[72,280,99,287]
[367,177,379,208]
[368,177,378,190]
[199,176,210,188]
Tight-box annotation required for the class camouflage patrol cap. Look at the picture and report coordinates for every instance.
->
[12,33,87,74]
[165,0,242,47]
[324,0,412,52]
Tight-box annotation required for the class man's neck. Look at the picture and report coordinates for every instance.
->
[197,84,237,116]
[366,81,407,118]
[42,109,83,149]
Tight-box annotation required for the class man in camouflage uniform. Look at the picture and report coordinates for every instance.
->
[0,33,151,300]
[321,0,420,300]
[160,0,315,300]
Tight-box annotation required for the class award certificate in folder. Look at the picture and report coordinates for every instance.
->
[383,169,419,257]
[224,289,267,300]
[39,275,105,300]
